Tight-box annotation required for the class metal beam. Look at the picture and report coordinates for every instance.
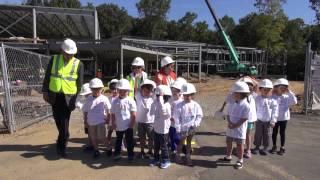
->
[38,13,64,37]
[120,43,124,79]
[66,15,82,37]
[122,44,171,57]
[0,11,31,35]
[81,16,91,38]
[0,24,15,37]
[0,12,30,34]
[52,14,73,37]
[32,8,37,44]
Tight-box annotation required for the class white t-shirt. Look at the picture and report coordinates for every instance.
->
[247,94,257,123]
[82,95,111,126]
[226,99,250,139]
[151,96,171,134]
[111,96,137,131]
[75,95,87,111]
[272,91,297,121]
[173,100,203,133]
[169,97,183,127]
[135,92,154,124]
[108,95,118,126]
[255,95,278,123]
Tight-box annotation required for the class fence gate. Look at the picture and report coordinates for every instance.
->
[0,44,52,133]
[304,42,320,114]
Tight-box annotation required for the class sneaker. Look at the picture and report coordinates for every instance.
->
[269,146,277,154]
[106,149,113,157]
[160,161,171,169]
[278,147,285,156]
[234,161,243,169]
[251,147,260,155]
[93,150,100,159]
[113,154,122,161]
[243,151,252,159]
[83,145,94,152]
[149,159,160,167]
[259,149,267,156]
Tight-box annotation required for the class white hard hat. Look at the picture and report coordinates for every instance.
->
[181,83,197,95]
[140,79,156,89]
[61,38,77,55]
[274,78,289,86]
[242,77,254,85]
[155,85,172,96]
[89,78,104,88]
[161,56,175,67]
[132,57,145,67]
[232,81,250,93]
[79,83,92,96]
[117,79,131,90]
[171,80,185,90]
[176,77,187,84]
[259,79,273,89]
[108,79,118,85]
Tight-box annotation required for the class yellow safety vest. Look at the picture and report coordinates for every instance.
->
[49,55,80,94]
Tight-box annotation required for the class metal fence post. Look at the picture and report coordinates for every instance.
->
[0,44,15,133]
[304,42,312,115]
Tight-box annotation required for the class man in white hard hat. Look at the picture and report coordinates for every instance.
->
[42,38,84,157]
[154,56,177,86]
[127,57,148,98]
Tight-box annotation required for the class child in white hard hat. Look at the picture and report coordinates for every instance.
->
[106,79,119,157]
[150,85,172,169]
[252,79,278,156]
[135,79,156,159]
[270,78,297,155]
[242,78,257,159]
[168,79,186,154]
[174,83,203,166]
[111,79,137,161]
[82,78,111,159]
[219,81,250,169]
[76,83,93,152]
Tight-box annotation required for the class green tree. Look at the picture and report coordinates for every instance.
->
[310,0,320,23]
[97,3,133,38]
[176,12,197,41]
[47,0,81,8]
[254,0,287,16]
[23,0,50,6]
[136,0,171,39]
[218,15,235,34]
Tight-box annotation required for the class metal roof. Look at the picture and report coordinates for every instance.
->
[0,4,98,40]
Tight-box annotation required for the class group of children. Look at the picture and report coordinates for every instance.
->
[76,77,203,169]
[219,77,297,169]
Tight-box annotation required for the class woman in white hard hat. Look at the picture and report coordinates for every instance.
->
[270,78,297,155]
[219,81,250,169]
[252,79,278,156]
[127,57,148,98]
[42,38,84,157]
[154,56,177,86]
[82,78,111,158]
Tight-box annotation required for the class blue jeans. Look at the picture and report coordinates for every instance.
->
[168,127,180,151]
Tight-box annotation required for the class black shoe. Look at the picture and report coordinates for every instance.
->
[251,147,259,155]
[83,145,94,152]
[60,151,67,158]
[106,149,113,157]
[278,147,285,156]
[93,150,100,159]
[269,146,277,154]
[259,149,268,156]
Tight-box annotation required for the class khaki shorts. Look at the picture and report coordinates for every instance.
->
[89,123,106,140]
[226,136,245,145]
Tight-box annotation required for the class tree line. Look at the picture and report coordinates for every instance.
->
[24,0,320,79]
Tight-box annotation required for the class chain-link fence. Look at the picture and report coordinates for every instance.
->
[304,42,320,114]
[0,44,52,133]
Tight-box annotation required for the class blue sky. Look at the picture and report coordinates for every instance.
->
[1,0,316,28]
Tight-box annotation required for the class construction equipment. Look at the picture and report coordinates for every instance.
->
[204,0,258,76]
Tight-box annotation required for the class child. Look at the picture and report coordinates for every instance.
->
[174,83,203,166]
[150,85,172,169]
[76,83,93,152]
[83,78,111,158]
[270,78,297,155]
[111,79,137,161]
[242,78,257,159]
[252,79,278,156]
[135,79,156,159]
[168,79,186,154]
[106,79,119,157]
[219,81,250,169]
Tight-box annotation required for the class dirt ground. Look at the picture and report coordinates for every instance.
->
[1,77,319,180]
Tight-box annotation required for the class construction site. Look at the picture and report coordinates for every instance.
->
[0,2,319,180]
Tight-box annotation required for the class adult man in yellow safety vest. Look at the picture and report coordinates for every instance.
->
[42,38,84,157]
[126,57,148,98]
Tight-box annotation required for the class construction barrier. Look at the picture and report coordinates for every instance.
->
[0,44,51,133]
